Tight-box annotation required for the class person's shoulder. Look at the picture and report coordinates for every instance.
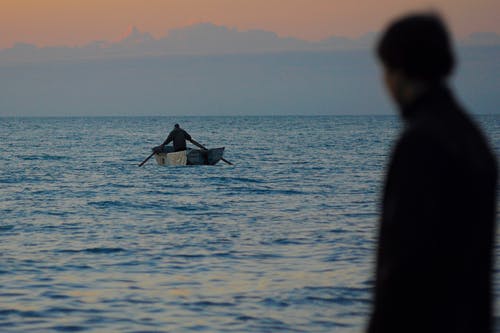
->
[398,121,440,149]
[391,121,448,168]
[402,99,460,148]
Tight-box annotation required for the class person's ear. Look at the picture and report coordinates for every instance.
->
[384,67,410,106]
[383,67,399,102]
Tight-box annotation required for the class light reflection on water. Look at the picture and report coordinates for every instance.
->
[0,115,498,332]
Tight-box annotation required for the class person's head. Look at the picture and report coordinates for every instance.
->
[174,124,180,129]
[376,13,455,106]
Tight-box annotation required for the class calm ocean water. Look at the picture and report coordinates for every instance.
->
[1,115,498,332]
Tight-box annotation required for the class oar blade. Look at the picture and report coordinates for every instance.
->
[138,152,155,167]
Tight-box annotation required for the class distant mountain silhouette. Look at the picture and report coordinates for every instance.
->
[0,23,377,64]
[0,23,498,117]
[0,23,498,65]
[463,32,500,46]
[119,25,155,45]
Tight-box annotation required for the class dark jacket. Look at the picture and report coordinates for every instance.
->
[163,127,192,152]
[368,85,497,333]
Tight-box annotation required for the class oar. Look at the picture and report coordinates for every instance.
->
[138,151,155,167]
[190,139,233,165]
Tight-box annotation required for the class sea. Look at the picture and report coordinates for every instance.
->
[1,115,499,333]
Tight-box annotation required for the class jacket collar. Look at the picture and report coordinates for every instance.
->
[400,83,453,122]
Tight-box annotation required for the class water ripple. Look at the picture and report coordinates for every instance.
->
[1,116,498,333]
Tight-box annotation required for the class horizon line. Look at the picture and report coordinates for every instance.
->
[1,113,499,119]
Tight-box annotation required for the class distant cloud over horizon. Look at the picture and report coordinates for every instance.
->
[0,23,375,64]
[2,23,499,65]
[0,23,499,117]
[2,0,500,50]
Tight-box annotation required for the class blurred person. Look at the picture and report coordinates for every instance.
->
[368,13,497,333]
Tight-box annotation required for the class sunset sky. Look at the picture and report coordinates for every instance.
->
[1,0,500,49]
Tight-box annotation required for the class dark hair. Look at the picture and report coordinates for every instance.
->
[377,13,455,81]
[174,124,180,128]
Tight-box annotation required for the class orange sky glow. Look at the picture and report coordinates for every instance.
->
[1,0,500,49]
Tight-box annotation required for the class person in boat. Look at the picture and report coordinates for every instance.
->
[160,124,193,152]
[368,13,497,333]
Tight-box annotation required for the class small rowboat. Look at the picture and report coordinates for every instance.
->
[152,146,225,166]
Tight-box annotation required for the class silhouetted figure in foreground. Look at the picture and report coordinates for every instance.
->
[368,13,497,333]
[162,124,192,152]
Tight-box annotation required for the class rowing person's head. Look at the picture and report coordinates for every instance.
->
[376,12,455,107]
[174,124,180,129]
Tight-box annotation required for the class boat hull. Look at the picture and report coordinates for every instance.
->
[153,147,225,166]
